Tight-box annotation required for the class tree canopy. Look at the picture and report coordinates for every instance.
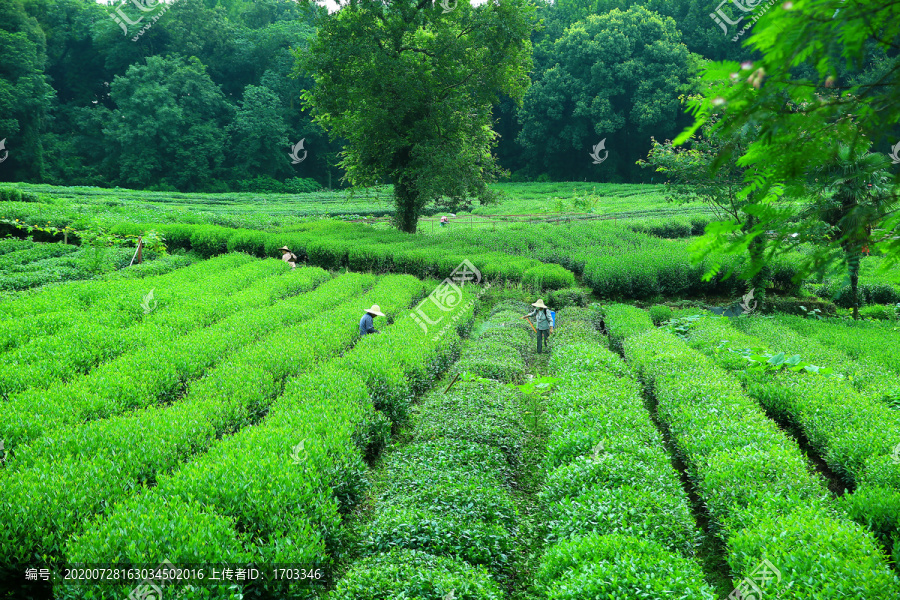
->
[297,0,537,232]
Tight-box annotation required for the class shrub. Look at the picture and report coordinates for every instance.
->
[548,286,590,308]
[860,304,897,320]
[602,304,653,355]
[523,263,576,290]
[359,505,514,576]
[331,549,504,600]
[411,382,527,466]
[535,308,714,599]
[621,326,899,596]
[189,225,233,258]
[536,534,716,600]
[648,304,672,326]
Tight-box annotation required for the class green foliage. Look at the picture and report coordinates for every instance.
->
[331,549,504,600]
[536,534,715,600]
[538,303,714,598]
[678,0,900,294]
[52,272,472,595]
[715,343,843,378]
[522,263,576,290]
[518,5,697,181]
[685,315,900,566]
[547,286,590,308]
[648,304,672,326]
[298,0,538,232]
[623,326,899,596]
[602,304,654,354]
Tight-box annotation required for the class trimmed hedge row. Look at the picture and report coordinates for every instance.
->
[333,305,530,598]
[621,325,900,598]
[601,303,654,355]
[815,278,900,307]
[0,243,78,270]
[776,314,900,385]
[535,308,715,600]
[0,237,35,255]
[109,219,577,290]
[59,275,435,599]
[0,252,254,348]
[0,256,313,399]
[332,549,504,600]
[731,317,900,404]
[0,259,330,452]
[451,302,534,384]
[686,316,900,563]
[0,270,361,568]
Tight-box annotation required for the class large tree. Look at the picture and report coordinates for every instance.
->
[516,6,698,182]
[297,0,537,232]
[0,0,54,182]
[101,54,233,191]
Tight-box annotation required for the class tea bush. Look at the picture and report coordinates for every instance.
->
[687,316,900,559]
[331,549,503,600]
[602,303,653,355]
[622,325,899,598]
[0,273,373,567]
[0,257,317,398]
[536,534,716,600]
[536,307,714,598]
[648,304,672,325]
[523,263,576,290]
[548,286,590,308]
[0,260,331,450]
[343,307,528,589]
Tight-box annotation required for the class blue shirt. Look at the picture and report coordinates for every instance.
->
[359,313,377,335]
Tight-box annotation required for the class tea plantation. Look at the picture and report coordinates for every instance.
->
[1,187,899,600]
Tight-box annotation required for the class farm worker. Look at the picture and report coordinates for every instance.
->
[525,299,554,354]
[278,246,298,269]
[359,304,385,336]
[440,215,449,227]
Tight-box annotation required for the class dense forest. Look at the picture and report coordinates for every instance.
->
[0,0,895,191]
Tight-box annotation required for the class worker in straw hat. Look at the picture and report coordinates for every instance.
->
[359,304,385,336]
[278,246,298,269]
[524,298,554,354]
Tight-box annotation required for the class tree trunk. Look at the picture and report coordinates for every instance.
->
[394,177,419,233]
[745,215,769,308]
[848,249,861,320]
